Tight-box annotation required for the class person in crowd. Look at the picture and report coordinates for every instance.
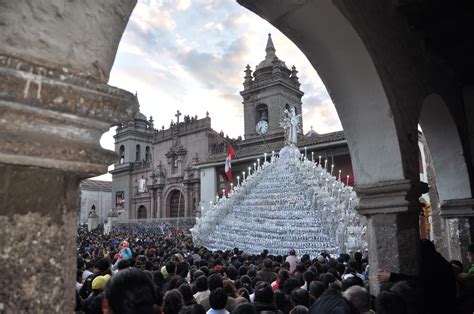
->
[286,249,300,274]
[377,239,457,314]
[343,286,374,314]
[374,291,407,314]
[253,281,279,313]
[163,289,184,314]
[233,302,256,314]
[256,258,278,284]
[194,275,210,304]
[207,288,229,314]
[102,268,156,314]
[467,243,474,274]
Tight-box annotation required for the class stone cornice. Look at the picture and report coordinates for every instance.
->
[439,198,474,217]
[0,56,138,176]
[355,179,428,215]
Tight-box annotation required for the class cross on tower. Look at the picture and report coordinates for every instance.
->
[175,110,182,124]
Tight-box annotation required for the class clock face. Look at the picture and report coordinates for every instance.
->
[256,120,269,135]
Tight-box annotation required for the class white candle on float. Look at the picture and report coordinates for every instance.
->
[264,153,267,163]
[257,159,260,169]
[338,170,342,181]
[346,175,350,185]
[312,152,314,162]
[242,171,245,180]
[319,155,322,165]
[248,166,251,176]
[237,176,240,186]
[210,201,213,208]
[230,183,233,190]
[253,163,256,172]
[331,164,334,176]
[216,195,219,202]
[324,159,328,170]
[304,147,307,159]
[222,189,225,197]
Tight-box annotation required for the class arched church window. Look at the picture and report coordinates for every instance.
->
[119,145,125,164]
[137,205,147,219]
[145,146,151,162]
[169,190,185,217]
[255,104,268,122]
[136,144,141,161]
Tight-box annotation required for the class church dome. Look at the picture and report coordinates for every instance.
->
[191,145,367,257]
[134,111,147,121]
[305,126,319,137]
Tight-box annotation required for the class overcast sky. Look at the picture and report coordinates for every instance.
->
[95,0,342,180]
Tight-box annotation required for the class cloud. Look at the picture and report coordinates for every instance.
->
[174,35,251,91]
[132,1,176,32]
[175,0,192,11]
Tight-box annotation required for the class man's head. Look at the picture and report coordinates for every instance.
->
[209,287,228,310]
[166,261,176,274]
[196,275,208,292]
[254,281,274,303]
[263,258,273,269]
[343,286,371,313]
[208,273,224,291]
[291,288,310,307]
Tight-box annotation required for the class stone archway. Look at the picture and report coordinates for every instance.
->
[137,205,147,219]
[166,189,185,218]
[419,94,473,261]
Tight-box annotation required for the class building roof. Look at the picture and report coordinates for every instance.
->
[80,179,112,192]
[202,131,346,164]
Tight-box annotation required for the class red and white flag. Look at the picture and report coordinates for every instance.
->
[225,144,235,181]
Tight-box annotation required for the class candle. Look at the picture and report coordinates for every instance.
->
[216,195,219,202]
[222,189,225,197]
[312,152,314,162]
[257,159,260,169]
[210,201,213,208]
[253,163,256,171]
[346,175,350,185]
[331,164,334,176]
[304,147,307,159]
[231,183,233,189]
[319,155,322,165]
[324,159,328,170]
[272,150,275,157]
[242,171,245,180]
[264,153,267,163]
[248,166,251,175]
[338,170,342,181]
[237,176,240,186]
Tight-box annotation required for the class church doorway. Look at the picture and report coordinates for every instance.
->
[168,190,185,218]
[137,205,147,219]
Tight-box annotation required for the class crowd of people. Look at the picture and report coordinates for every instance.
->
[76,226,474,314]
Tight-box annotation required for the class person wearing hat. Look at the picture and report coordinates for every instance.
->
[80,257,112,300]
[82,274,111,313]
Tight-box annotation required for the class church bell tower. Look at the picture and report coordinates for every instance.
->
[240,34,304,139]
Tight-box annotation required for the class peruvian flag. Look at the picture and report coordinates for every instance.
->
[225,144,235,181]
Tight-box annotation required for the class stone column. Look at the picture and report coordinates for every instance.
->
[0,1,137,311]
[439,198,474,265]
[356,179,428,294]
